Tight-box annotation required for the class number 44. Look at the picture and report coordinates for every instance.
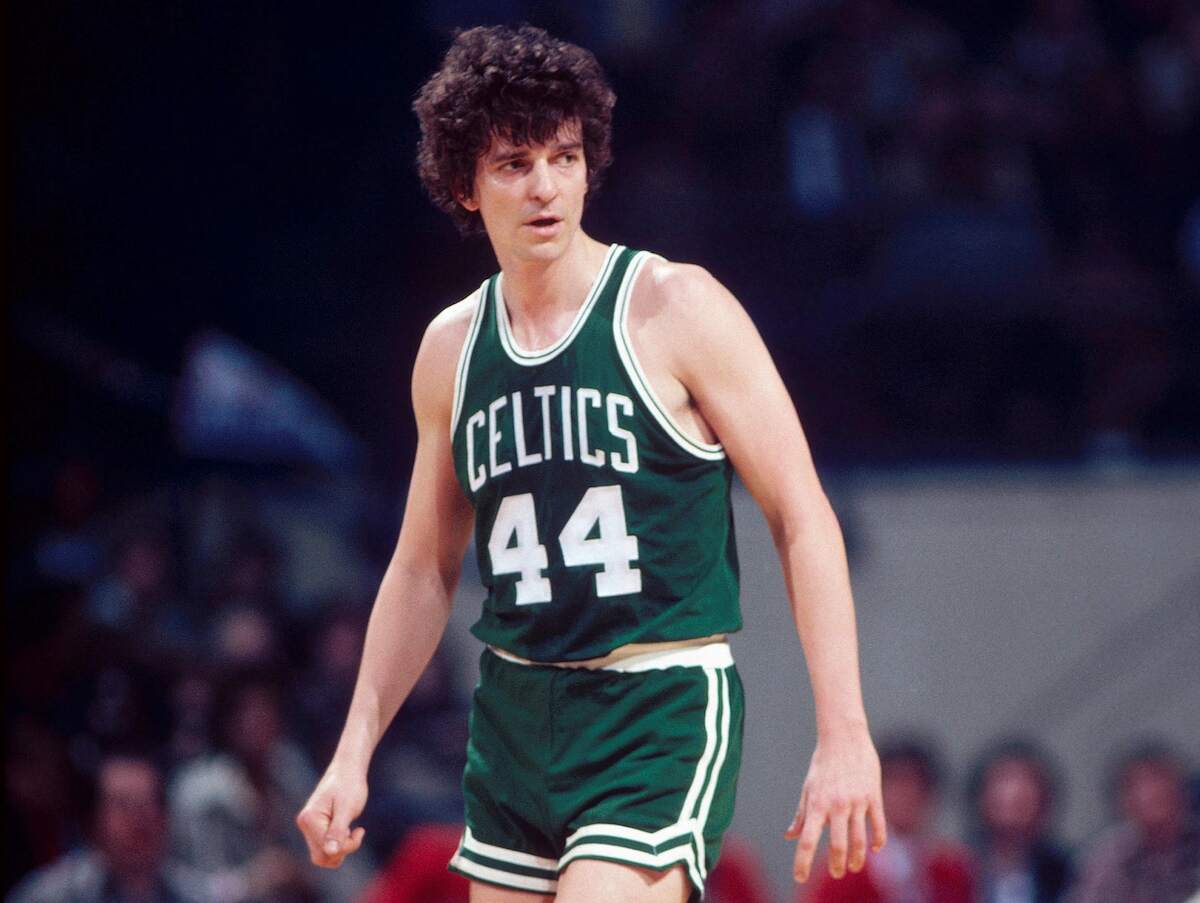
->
[487,484,641,604]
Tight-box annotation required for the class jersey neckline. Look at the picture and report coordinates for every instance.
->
[494,243,621,367]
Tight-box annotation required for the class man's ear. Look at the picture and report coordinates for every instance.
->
[458,192,479,212]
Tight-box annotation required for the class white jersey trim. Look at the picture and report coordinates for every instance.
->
[613,252,727,461]
[495,243,621,367]
[449,282,489,438]
[487,640,733,672]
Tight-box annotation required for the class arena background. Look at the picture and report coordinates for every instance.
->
[8,2,1200,901]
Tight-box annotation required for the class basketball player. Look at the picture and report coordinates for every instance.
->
[296,25,886,903]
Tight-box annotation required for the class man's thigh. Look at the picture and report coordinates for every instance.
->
[554,860,690,903]
[467,862,688,903]
[469,881,553,903]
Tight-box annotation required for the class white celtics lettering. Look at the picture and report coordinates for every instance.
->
[576,388,604,467]
[463,386,639,490]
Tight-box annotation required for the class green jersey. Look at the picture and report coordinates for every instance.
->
[450,244,741,661]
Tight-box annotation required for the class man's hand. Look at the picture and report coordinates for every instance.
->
[786,726,887,883]
[295,768,368,869]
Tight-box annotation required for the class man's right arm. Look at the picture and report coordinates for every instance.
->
[295,299,477,869]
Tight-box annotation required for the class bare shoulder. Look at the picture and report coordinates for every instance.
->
[422,292,480,365]
[633,256,735,315]
[629,255,753,362]
[413,290,484,419]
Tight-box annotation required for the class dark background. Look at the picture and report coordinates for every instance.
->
[13,1,1199,491]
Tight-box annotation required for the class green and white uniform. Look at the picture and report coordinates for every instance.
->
[447,245,744,899]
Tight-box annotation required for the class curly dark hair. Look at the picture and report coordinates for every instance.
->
[413,25,616,234]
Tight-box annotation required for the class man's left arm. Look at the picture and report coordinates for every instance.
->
[656,263,887,884]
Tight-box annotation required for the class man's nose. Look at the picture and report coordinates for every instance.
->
[528,159,558,202]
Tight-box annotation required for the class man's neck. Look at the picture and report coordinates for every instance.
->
[498,231,609,319]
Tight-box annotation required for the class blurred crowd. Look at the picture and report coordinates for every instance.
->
[795,735,1200,903]
[7,461,1200,903]
[11,0,1200,477]
[6,461,468,903]
[572,0,1200,462]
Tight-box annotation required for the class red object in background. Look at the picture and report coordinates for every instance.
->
[707,835,775,903]
[359,826,774,903]
[802,843,975,903]
[357,824,469,903]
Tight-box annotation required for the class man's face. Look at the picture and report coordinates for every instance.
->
[980,758,1045,840]
[1120,760,1187,840]
[96,759,166,876]
[461,122,588,264]
[228,685,282,764]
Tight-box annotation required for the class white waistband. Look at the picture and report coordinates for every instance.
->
[487,640,734,672]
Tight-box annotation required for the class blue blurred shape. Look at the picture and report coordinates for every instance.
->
[173,330,363,471]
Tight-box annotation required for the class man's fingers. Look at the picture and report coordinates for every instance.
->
[317,827,365,869]
[328,827,365,856]
[868,796,888,852]
[296,806,332,864]
[847,805,868,873]
[295,797,363,868]
[792,802,825,883]
[324,807,353,850]
[785,785,809,838]
[826,802,849,879]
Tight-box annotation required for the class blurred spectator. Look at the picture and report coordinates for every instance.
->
[802,734,975,903]
[1071,741,1200,903]
[168,669,371,902]
[164,668,215,767]
[4,718,76,894]
[76,662,174,762]
[86,530,196,663]
[8,752,208,903]
[32,459,106,586]
[967,738,1073,903]
[209,605,286,671]
[208,531,283,613]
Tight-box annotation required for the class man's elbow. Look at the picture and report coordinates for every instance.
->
[767,489,840,548]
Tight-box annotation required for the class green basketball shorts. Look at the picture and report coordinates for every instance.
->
[447,641,744,899]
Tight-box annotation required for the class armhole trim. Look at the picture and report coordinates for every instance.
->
[449,281,489,439]
[613,253,727,461]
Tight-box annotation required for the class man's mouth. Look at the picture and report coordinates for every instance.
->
[527,216,560,228]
